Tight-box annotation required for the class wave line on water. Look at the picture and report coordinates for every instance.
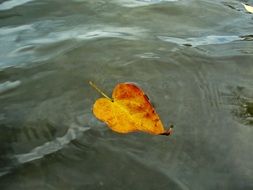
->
[158,35,242,47]
[30,26,147,44]
[0,80,21,94]
[116,0,177,7]
[0,24,147,69]
[0,0,35,11]
[0,25,33,35]
[15,125,90,164]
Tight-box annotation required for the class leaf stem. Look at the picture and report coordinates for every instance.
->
[89,81,113,101]
[160,124,174,136]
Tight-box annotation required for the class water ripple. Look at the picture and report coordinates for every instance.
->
[0,0,35,11]
[0,80,21,94]
[135,52,160,59]
[116,0,177,7]
[158,35,241,47]
[30,26,147,44]
[15,125,89,164]
[0,24,146,68]
[0,25,33,35]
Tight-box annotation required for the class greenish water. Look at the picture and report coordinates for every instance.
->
[0,0,253,189]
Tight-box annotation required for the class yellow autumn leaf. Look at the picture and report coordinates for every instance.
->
[242,3,253,13]
[89,81,173,135]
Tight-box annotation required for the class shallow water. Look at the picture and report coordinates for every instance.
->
[0,0,253,189]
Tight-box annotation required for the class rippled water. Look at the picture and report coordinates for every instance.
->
[1,0,253,189]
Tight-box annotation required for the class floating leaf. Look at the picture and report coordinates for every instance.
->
[89,81,172,135]
[242,3,253,13]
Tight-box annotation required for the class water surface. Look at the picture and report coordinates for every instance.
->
[0,0,253,189]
